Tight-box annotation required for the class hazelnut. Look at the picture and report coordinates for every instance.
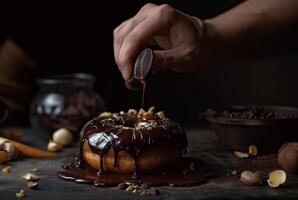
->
[16,189,26,198]
[234,151,249,159]
[147,106,155,115]
[52,128,73,147]
[47,141,62,152]
[128,109,137,115]
[22,172,39,181]
[248,145,258,156]
[138,108,146,117]
[0,142,18,160]
[99,111,112,119]
[277,142,298,173]
[156,111,165,119]
[240,170,262,186]
[267,170,286,188]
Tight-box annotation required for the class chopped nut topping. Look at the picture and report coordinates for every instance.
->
[99,112,113,119]
[128,109,138,115]
[28,181,38,190]
[156,111,165,119]
[16,189,26,198]
[22,172,39,181]
[147,106,155,115]
[2,165,12,173]
[234,151,249,159]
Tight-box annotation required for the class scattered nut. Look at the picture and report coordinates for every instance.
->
[234,151,249,159]
[0,142,18,160]
[0,151,9,164]
[248,145,258,156]
[132,188,137,193]
[128,109,137,115]
[147,106,155,115]
[267,170,286,188]
[52,128,73,147]
[277,142,298,173]
[231,170,238,175]
[16,189,26,198]
[125,184,134,192]
[138,108,146,118]
[47,140,62,152]
[240,170,262,186]
[156,111,165,119]
[117,182,128,190]
[22,172,39,181]
[140,188,160,196]
[139,183,149,189]
[119,111,125,115]
[2,165,12,173]
[99,112,112,119]
[28,181,38,190]
[31,168,38,172]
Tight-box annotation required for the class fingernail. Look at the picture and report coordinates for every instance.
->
[120,67,131,81]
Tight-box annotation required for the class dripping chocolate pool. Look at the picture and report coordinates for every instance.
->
[58,107,216,186]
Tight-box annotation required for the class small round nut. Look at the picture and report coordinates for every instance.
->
[278,142,298,173]
[240,170,262,186]
[267,170,286,188]
[52,128,73,147]
[47,141,62,152]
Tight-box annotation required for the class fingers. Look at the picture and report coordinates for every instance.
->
[113,3,156,80]
[114,4,177,80]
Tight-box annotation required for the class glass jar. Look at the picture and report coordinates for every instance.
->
[30,73,106,140]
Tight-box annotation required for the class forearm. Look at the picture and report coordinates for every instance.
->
[200,0,298,62]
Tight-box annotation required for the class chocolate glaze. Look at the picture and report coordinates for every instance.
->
[58,156,216,187]
[76,110,188,178]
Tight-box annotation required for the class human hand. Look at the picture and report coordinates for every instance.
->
[113,3,204,80]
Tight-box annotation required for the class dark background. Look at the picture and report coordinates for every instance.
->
[2,0,298,126]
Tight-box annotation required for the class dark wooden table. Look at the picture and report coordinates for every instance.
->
[0,127,297,200]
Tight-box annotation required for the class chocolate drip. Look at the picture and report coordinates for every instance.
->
[97,154,104,176]
[76,111,188,178]
[140,78,146,108]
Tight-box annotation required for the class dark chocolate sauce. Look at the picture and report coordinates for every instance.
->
[76,111,187,179]
[58,157,216,187]
[140,78,146,108]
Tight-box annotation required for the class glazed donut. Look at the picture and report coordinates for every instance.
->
[78,107,188,176]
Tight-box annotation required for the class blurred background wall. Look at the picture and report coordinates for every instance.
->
[1,0,298,126]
